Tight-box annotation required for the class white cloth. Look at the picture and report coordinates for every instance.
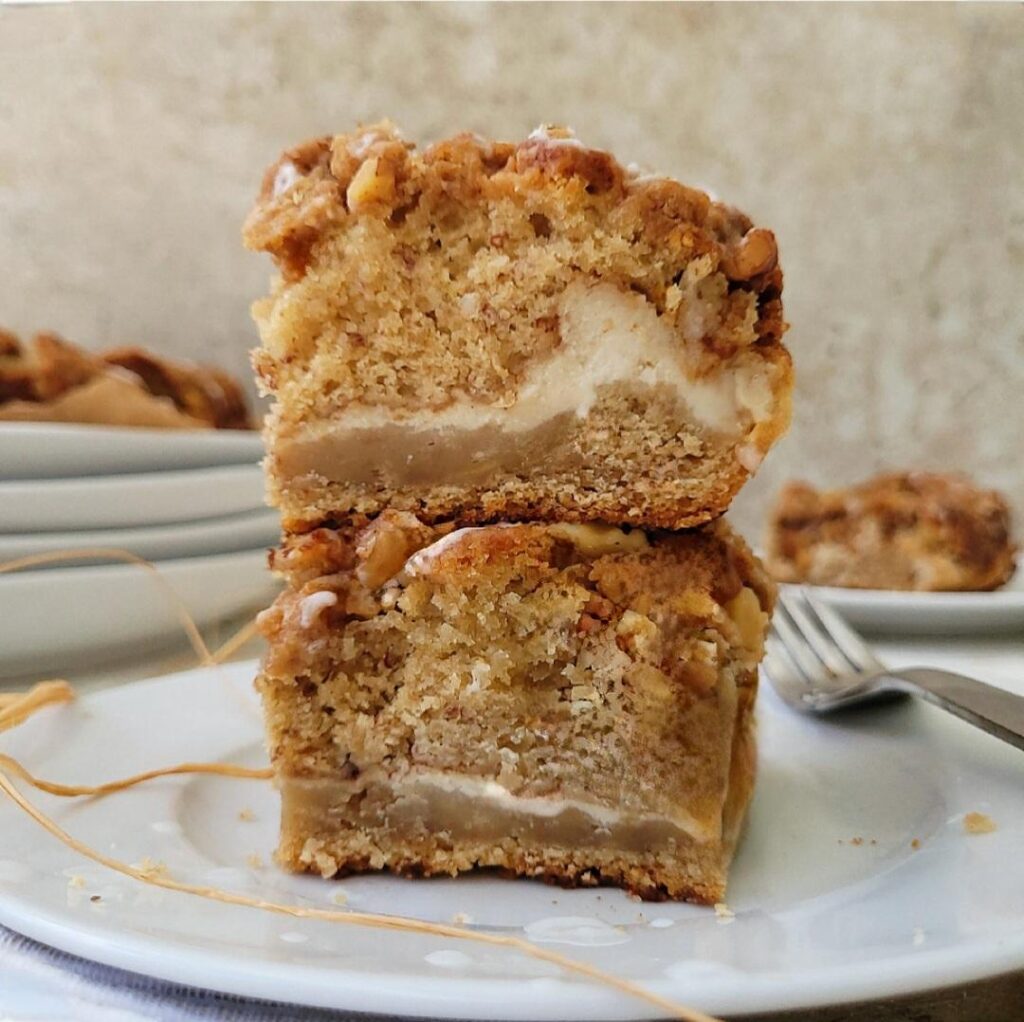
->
[0,926,375,1022]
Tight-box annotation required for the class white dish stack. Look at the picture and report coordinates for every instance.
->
[0,423,281,677]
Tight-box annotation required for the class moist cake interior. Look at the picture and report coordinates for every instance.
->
[245,124,791,530]
[257,515,773,902]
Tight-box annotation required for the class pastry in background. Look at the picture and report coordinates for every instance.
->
[0,330,253,430]
[764,472,1016,592]
[244,122,791,532]
[257,513,773,904]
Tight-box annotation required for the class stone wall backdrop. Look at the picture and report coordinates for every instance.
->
[1,2,1021,540]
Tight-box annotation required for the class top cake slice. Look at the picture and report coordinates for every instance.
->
[245,123,791,530]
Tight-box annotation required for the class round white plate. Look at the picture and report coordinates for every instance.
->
[0,464,265,532]
[0,422,263,480]
[0,508,280,565]
[0,550,277,677]
[0,656,1021,1018]
[791,566,1024,636]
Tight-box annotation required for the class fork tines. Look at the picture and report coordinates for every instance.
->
[766,587,884,707]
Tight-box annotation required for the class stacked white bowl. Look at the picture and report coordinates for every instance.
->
[0,422,280,677]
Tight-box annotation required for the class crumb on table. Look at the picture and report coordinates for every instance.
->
[713,902,735,923]
[963,811,997,835]
[133,856,168,880]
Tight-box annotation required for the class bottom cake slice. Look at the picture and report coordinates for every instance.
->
[256,514,774,903]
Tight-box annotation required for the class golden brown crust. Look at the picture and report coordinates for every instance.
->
[244,121,785,343]
[276,820,746,904]
[765,472,1017,591]
[266,512,775,632]
[0,330,253,430]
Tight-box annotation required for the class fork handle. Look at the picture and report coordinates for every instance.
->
[886,668,1024,751]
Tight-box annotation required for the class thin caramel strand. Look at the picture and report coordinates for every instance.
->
[0,549,213,663]
[0,680,75,732]
[0,753,271,797]
[0,549,262,670]
[209,616,261,664]
[0,683,270,796]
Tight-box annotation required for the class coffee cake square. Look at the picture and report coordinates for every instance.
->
[256,514,773,903]
[244,124,791,532]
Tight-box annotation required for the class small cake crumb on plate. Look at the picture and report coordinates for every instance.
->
[713,902,735,924]
[963,812,998,835]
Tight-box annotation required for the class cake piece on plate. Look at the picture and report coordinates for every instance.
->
[244,123,792,531]
[764,471,1016,591]
[0,329,252,429]
[256,513,774,903]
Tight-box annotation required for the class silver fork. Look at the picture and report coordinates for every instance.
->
[765,587,1024,751]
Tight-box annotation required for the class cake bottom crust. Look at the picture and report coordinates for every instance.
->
[275,715,754,905]
[285,831,724,904]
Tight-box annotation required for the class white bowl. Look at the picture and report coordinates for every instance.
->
[0,464,265,532]
[0,509,280,566]
[0,422,263,479]
[0,547,279,677]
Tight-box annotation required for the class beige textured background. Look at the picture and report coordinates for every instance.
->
[1,2,1021,539]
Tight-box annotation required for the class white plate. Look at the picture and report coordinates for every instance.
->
[0,464,265,532]
[0,655,1021,1018]
[791,566,1024,636]
[0,422,263,480]
[0,550,277,677]
[0,509,280,565]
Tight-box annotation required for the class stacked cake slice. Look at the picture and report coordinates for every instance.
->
[245,123,792,902]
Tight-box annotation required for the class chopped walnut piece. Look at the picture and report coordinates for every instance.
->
[722,227,778,281]
[346,157,397,212]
